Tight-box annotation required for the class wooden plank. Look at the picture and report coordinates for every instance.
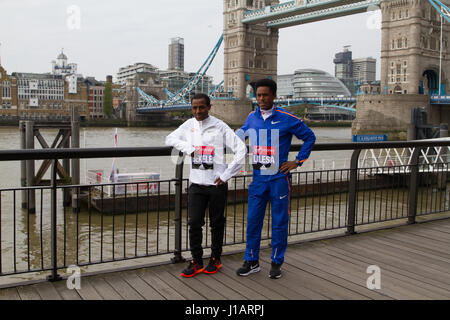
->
[337,230,450,275]
[300,242,431,300]
[157,263,211,300]
[193,268,247,300]
[16,286,42,300]
[74,277,103,300]
[414,219,450,231]
[329,238,449,298]
[253,257,330,300]
[403,225,450,242]
[286,245,392,300]
[296,242,450,299]
[103,273,144,300]
[52,281,82,300]
[205,262,268,300]
[372,232,450,262]
[137,268,185,300]
[32,282,63,300]
[218,255,288,300]
[373,231,450,257]
[259,255,370,300]
[225,254,315,300]
[311,239,450,293]
[333,235,449,282]
[365,234,450,275]
[0,288,21,300]
[423,219,450,229]
[162,260,246,300]
[416,222,450,234]
[87,275,122,300]
[385,224,450,246]
[120,270,165,300]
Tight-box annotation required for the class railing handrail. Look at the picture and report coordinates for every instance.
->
[1,140,450,161]
[1,138,449,283]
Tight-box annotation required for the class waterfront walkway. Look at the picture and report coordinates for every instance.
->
[0,218,449,300]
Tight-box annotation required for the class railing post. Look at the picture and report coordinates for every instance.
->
[71,107,80,213]
[25,121,36,214]
[47,159,62,282]
[408,148,421,225]
[346,149,361,235]
[20,121,27,209]
[171,152,185,263]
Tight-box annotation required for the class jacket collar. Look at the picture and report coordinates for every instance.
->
[193,115,217,130]
[256,105,277,119]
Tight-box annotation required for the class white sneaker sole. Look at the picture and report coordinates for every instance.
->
[237,266,261,276]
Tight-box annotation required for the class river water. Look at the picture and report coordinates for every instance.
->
[0,125,355,276]
[0,125,352,188]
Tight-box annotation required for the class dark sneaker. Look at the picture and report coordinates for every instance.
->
[180,260,204,278]
[203,257,222,274]
[236,260,260,276]
[269,262,282,279]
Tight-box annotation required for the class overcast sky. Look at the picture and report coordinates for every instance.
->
[0,0,382,83]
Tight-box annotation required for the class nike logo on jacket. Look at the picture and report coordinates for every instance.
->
[236,105,316,181]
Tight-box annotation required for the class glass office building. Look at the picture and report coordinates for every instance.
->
[293,69,351,98]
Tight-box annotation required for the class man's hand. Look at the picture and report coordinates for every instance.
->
[279,161,299,174]
[214,177,225,186]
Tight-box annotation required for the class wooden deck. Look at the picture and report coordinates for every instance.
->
[1,218,449,300]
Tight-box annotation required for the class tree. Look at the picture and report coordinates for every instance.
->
[103,81,113,118]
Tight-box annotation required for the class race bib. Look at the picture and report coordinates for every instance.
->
[252,145,276,170]
[192,146,214,170]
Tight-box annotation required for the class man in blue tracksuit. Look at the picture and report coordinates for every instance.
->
[236,78,316,279]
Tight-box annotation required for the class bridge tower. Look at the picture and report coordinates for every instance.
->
[380,0,450,96]
[223,0,279,99]
[212,0,279,125]
[353,0,450,139]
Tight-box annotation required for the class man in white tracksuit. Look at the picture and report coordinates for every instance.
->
[165,93,247,277]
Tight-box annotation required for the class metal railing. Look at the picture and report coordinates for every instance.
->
[0,140,449,282]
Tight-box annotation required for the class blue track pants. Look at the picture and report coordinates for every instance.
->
[244,175,291,265]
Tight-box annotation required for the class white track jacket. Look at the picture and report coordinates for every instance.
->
[165,116,247,185]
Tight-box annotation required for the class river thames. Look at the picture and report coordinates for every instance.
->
[0,125,353,188]
[0,125,354,279]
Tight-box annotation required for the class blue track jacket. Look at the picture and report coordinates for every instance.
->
[236,105,316,180]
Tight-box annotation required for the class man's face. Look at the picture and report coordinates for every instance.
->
[191,98,211,121]
[256,86,276,110]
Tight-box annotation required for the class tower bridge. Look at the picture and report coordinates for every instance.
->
[133,0,449,138]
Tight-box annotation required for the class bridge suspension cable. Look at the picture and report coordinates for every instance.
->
[136,86,160,108]
[428,0,450,23]
[165,34,223,105]
[136,34,224,109]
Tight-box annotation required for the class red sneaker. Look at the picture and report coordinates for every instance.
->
[203,257,222,274]
[180,260,204,278]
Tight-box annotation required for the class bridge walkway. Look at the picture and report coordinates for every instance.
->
[0,218,449,300]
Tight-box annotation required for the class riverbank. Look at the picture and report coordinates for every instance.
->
[0,119,352,128]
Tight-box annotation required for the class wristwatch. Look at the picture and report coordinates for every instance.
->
[295,159,303,167]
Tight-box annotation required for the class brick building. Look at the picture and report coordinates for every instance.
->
[0,65,18,120]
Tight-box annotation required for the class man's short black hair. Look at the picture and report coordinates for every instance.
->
[191,93,211,106]
[255,78,277,95]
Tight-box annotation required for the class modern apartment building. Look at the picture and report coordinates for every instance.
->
[159,69,213,95]
[168,37,184,71]
[334,46,378,94]
[352,57,376,84]
[116,63,159,86]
